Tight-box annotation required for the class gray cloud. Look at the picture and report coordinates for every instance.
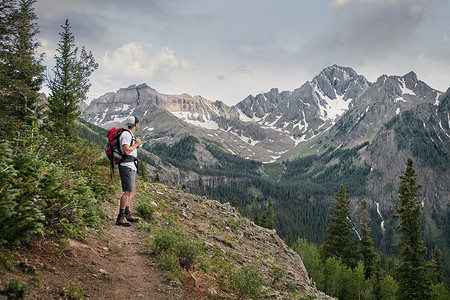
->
[320,0,447,56]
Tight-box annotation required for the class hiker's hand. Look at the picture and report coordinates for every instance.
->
[135,138,142,148]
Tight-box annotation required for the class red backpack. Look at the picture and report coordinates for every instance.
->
[105,127,130,174]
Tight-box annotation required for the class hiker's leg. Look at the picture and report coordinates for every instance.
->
[120,192,129,210]
[123,191,132,208]
[118,166,135,208]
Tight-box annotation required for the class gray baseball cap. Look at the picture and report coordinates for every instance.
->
[126,116,139,127]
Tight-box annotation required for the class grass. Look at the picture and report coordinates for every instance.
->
[58,283,85,299]
[2,280,30,298]
[231,266,265,298]
[152,228,206,270]
[135,202,155,221]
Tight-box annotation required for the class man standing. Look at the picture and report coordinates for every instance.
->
[116,116,142,226]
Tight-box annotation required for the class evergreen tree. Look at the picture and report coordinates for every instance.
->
[285,227,293,248]
[0,0,44,123]
[393,158,431,300]
[47,19,98,136]
[358,199,376,279]
[428,246,444,285]
[153,173,160,183]
[252,200,260,226]
[261,197,276,229]
[320,184,359,268]
[230,193,237,208]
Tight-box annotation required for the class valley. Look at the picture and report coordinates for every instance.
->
[80,65,450,281]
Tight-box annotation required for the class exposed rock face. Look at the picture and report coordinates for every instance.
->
[145,183,334,299]
[365,89,450,212]
[234,65,371,141]
[83,83,229,128]
[326,71,440,147]
[82,65,375,162]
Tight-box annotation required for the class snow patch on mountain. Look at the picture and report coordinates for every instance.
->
[398,78,416,96]
[172,111,219,130]
[313,83,351,121]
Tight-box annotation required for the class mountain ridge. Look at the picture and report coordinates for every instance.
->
[79,68,450,280]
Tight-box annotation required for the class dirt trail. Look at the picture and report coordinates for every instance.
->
[1,199,186,299]
[70,200,185,299]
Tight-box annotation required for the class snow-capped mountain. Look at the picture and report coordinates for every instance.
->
[81,65,443,163]
[83,65,376,162]
[81,66,449,271]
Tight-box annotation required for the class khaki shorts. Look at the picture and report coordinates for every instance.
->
[118,165,137,192]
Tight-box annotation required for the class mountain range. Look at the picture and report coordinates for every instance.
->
[81,65,450,273]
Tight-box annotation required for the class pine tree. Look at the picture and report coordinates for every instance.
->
[0,0,44,123]
[320,184,359,268]
[47,19,98,136]
[428,246,444,285]
[261,197,276,229]
[285,227,293,248]
[252,200,260,226]
[153,173,160,183]
[230,193,237,208]
[358,199,376,279]
[393,158,431,300]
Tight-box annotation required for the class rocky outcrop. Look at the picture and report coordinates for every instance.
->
[145,183,334,299]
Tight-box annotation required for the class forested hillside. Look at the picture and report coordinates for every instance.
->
[2,0,449,298]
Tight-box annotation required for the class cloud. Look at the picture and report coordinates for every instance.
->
[323,0,446,57]
[444,34,450,43]
[332,0,380,9]
[332,0,354,8]
[102,42,188,81]
[232,64,252,75]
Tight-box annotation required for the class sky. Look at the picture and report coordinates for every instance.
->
[34,0,450,105]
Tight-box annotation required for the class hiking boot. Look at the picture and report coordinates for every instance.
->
[125,212,140,223]
[116,214,131,227]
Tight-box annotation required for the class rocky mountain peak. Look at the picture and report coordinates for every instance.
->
[311,65,370,101]
[403,71,418,85]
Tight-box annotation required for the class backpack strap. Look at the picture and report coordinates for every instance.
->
[120,129,135,146]
[118,129,138,168]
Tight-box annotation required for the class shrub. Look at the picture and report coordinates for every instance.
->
[231,266,264,298]
[136,202,155,221]
[152,229,179,254]
[152,229,204,269]
[0,142,45,245]
[157,253,181,281]
[2,280,30,298]
[58,283,85,299]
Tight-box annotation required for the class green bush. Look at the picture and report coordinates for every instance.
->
[58,283,85,299]
[379,275,398,300]
[152,229,179,254]
[136,202,155,221]
[38,161,99,234]
[157,253,181,281]
[231,265,264,298]
[0,117,110,245]
[152,229,204,269]
[2,279,30,298]
[0,142,45,245]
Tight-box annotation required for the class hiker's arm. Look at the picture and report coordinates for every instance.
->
[122,138,142,154]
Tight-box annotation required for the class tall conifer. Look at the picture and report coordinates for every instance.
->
[358,199,376,279]
[320,184,359,268]
[47,19,97,136]
[428,246,444,285]
[261,197,276,229]
[0,0,44,123]
[230,193,237,208]
[253,200,260,226]
[393,158,431,300]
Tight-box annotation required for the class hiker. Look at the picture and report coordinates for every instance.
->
[116,116,142,226]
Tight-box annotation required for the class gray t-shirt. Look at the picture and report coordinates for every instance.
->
[119,129,137,171]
